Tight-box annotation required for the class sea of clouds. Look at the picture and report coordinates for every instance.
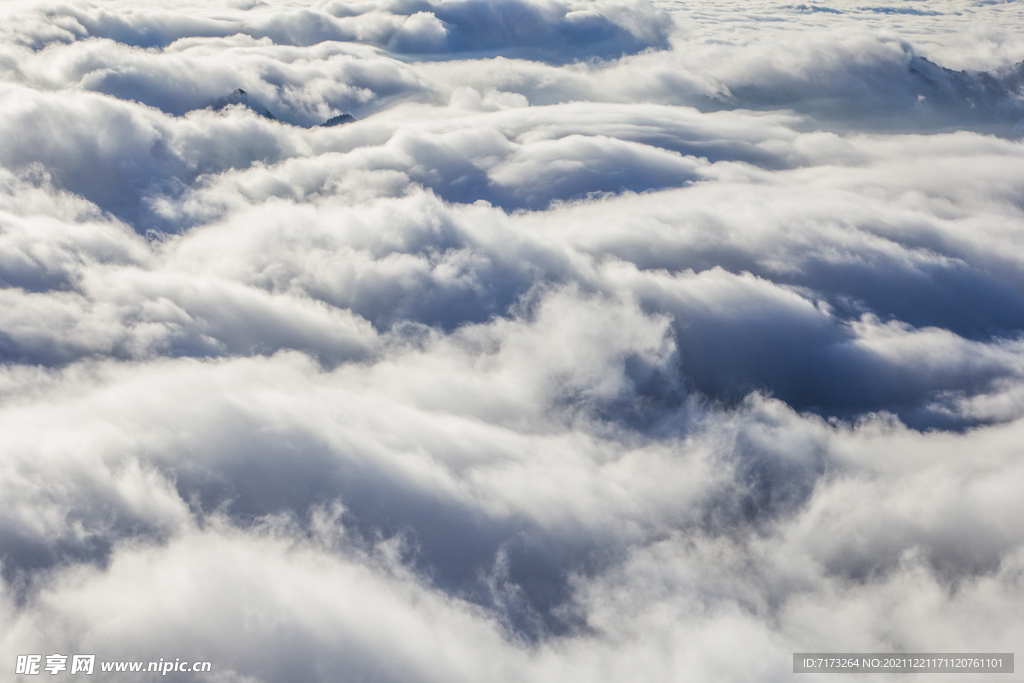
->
[2,0,1024,681]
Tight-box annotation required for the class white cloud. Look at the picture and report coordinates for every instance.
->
[2,0,1024,680]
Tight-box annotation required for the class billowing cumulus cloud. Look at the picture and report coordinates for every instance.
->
[2,1,1024,681]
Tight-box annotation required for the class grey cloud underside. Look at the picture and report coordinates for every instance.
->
[3,1,1024,682]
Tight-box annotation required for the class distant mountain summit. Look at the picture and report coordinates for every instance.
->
[212,89,276,120]
[320,114,355,127]
[211,89,356,127]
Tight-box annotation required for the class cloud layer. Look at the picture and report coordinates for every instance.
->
[2,1,1024,681]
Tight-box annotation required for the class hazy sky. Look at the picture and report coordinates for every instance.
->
[2,1,1024,681]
